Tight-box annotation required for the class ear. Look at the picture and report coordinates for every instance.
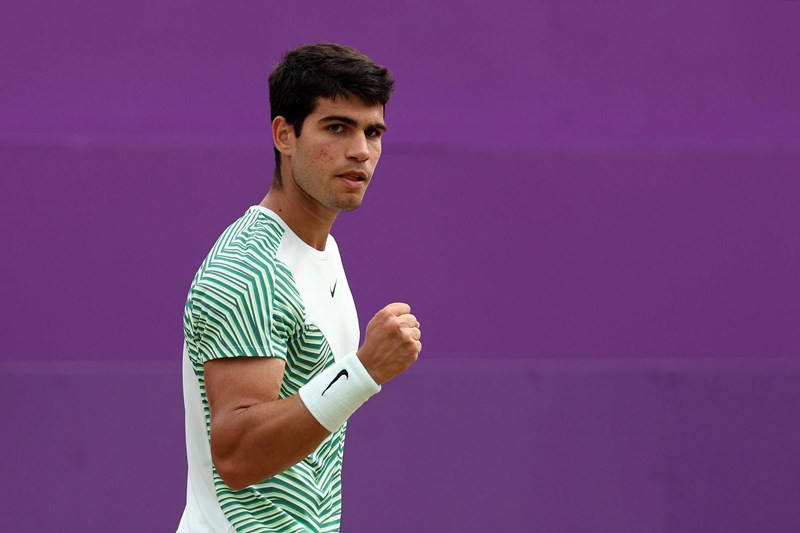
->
[272,116,294,157]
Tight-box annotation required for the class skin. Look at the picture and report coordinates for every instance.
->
[265,96,387,250]
[204,96,422,491]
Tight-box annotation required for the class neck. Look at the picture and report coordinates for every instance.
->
[260,181,337,251]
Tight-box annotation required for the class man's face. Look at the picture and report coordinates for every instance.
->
[287,96,386,212]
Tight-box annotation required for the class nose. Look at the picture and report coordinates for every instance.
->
[346,133,370,162]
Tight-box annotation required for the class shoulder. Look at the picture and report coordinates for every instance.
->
[189,209,302,305]
[203,209,287,274]
[214,208,284,262]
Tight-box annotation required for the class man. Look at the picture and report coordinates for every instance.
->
[177,43,422,532]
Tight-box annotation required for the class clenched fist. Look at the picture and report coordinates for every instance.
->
[357,302,422,385]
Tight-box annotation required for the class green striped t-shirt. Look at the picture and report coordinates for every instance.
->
[178,206,360,533]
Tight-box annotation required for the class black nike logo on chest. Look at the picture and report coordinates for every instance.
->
[321,369,349,396]
[330,279,337,298]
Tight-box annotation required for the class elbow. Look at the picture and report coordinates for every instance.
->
[209,415,302,489]
[215,465,248,490]
[210,435,249,490]
[211,444,282,491]
[209,420,257,490]
[214,457,250,491]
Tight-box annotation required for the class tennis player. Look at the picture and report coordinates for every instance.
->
[176,43,421,532]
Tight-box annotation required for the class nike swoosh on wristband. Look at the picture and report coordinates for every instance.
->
[321,369,349,396]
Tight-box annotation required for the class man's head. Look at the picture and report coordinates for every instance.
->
[268,43,395,188]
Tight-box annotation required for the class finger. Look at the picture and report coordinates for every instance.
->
[399,313,418,328]
[385,302,411,316]
[408,327,421,341]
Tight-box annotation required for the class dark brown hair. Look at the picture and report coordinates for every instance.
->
[268,43,395,186]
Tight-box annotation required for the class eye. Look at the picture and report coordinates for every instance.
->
[327,124,346,134]
[365,128,383,138]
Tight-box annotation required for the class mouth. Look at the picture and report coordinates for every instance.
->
[336,171,368,187]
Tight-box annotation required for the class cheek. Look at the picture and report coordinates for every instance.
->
[316,145,335,166]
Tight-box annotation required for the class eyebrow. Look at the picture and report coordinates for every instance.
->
[319,115,387,132]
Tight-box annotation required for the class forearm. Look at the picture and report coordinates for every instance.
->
[211,394,329,490]
[210,352,382,490]
[203,302,420,492]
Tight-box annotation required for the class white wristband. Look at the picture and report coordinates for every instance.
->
[298,352,381,432]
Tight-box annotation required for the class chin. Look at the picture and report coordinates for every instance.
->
[330,194,365,212]
[338,201,363,212]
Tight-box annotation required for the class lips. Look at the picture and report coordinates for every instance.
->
[336,170,367,181]
[336,170,368,188]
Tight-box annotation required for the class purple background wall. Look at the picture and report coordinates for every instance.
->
[2,1,799,531]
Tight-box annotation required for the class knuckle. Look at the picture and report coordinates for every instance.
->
[408,338,420,352]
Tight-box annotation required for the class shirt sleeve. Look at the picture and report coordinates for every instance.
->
[186,256,295,363]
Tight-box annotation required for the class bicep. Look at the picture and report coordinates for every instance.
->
[205,356,286,419]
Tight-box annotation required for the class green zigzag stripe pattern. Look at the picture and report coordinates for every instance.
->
[184,209,345,532]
